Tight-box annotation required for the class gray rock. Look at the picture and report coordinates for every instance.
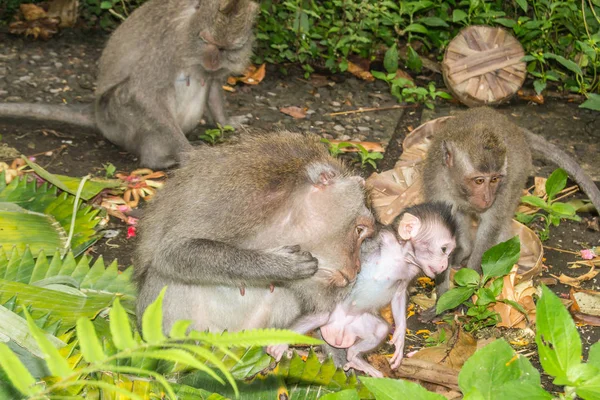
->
[333,124,345,132]
[314,121,325,126]
[357,126,370,132]
[331,101,341,107]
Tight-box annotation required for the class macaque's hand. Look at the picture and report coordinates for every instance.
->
[269,245,319,280]
[388,330,405,369]
[266,344,289,361]
[228,114,250,128]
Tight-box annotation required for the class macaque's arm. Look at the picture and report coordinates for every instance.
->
[389,282,409,369]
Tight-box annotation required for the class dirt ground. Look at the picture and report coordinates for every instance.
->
[1,28,599,393]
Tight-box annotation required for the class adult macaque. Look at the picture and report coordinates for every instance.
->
[267,202,457,377]
[422,107,600,317]
[0,0,259,169]
[134,131,375,332]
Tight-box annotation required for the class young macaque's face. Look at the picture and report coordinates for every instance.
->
[398,212,456,279]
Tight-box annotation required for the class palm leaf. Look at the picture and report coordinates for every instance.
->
[0,208,67,257]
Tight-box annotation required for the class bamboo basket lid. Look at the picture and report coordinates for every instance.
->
[442,25,527,107]
[366,116,543,283]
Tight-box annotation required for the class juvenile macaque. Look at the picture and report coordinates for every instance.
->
[0,0,259,169]
[422,107,600,317]
[267,202,457,378]
[134,131,375,332]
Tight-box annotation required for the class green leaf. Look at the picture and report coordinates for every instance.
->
[453,9,467,22]
[550,202,576,217]
[488,382,552,400]
[533,80,546,94]
[515,0,528,13]
[580,94,600,111]
[23,308,71,378]
[402,23,428,34]
[475,288,497,306]
[141,287,167,344]
[520,195,548,209]
[384,43,399,74]
[100,1,113,9]
[417,17,449,27]
[545,168,568,201]
[110,297,136,350]
[361,377,446,399]
[454,268,481,287]
[371,70,388,81]
[169,319,192,339]
[481,236,521,281]
[459,339,543,399]
[495,18,516,28]
[543,53,583,76]
[577,374,600,400]
[515,212,536,224]
[490,278,504,296]
[436,287,476,314]
[588,342,600,369]
[406,46,422,72]
[0,343,41,396]
[320,389,360,400]
[76,317,106,362]
[536,285,581,381]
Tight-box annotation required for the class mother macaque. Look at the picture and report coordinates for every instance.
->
[134,131,375,332]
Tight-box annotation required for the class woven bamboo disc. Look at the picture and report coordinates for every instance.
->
[442,25,527,107]
[366,117,543,282]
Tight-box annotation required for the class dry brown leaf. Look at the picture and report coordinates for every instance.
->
[222,85,236,92]
[410,293,436,310]
[411,329,477,371]
[395,69,414,82]
[347,61,375,82]
[533,176,547,197]
[570,288,600,316]
[518,90,545,104]
[279,106,307,119]
[20,3,47,20]
[493,266,537,328]
[551,264,598,288]
[227,63,266,86]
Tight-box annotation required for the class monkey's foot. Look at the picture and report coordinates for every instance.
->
[344,358,383,378]
[266,344,289,362]
[227,115,250,128]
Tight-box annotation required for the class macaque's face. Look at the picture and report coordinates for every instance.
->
[462,173,503,212]
[411,226,456,279]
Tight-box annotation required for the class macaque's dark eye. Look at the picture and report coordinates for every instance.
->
[442,246,447,254]
[474,177,485,185]
[491,176,499,183]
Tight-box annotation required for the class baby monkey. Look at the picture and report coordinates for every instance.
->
[268,202,456,377]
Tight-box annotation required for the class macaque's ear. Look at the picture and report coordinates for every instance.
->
[442,140,453,168]
[307,163,338,189]
[398,213,421,240]
[219,0,238,14]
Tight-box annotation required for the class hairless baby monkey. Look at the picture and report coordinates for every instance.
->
[267,202,457,377]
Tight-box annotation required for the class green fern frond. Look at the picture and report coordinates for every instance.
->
[190,328,323,348]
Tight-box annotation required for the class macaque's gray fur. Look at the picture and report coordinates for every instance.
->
[134,131,375,332]
[0,0,259,169]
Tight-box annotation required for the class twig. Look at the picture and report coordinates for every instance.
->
[27,144,68,158]
[543,246,580,255]
[553,186,580,203]
[326,104,418,116]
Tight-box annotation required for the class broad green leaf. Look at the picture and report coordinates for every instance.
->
[23,157,121,201]
[459,340,542,398]
[402,23,428,34]
[545,168,568,201]
[490,277,504,296]
[0,210,67,257]
[491,382,552,400]
[543,53,583,76]
[320,389,360,399]
[361,377,445,399]
[576,374,600,400]
[141,287,167,344]
[23,308,71,378]
[0,304,64,358]
[0,343,41,396]
[189,328,323,348]
[495,18,516,28]
[371,70,388,81]
[453,9,467,22]
[417,17,449,27]
[437,287,476,314]
[406,46,422,72]
[475,288,497,306]
[454,268,480,287]
[588,342,600,369]
[520,195,548,209]
[100,1,113,9]
[76,317,105,362]
[536,286,581,381]
[481,236,521,281]
[564,363,599,386]
[533,80,546,94]
[110,298,136,350]
[384,44,398,74]
[516,0,528,12]
[550,202,576,217]
[580,94,600,111]
[515,213,536,224]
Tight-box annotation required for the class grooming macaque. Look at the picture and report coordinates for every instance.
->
[422,107,600,316]
[134,131,375,332]
[0,0,259,169]
[267,202,456,378]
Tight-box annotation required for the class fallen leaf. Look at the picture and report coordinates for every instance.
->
[493,266,537,328]
[410,293,436,310]
[20,3,47,21]
[227,63,266,86]
[411,328,477,371]
[518,89,545,104]
[551,264,598,288]
[394,69,414,82]
[279,106,307,119]
[222,85,236,92]
[347,59,375,82]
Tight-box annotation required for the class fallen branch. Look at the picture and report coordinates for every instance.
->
[393,358,460,391]
[326,104,418,117]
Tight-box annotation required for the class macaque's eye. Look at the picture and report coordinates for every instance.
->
[441,246,447,254]
[490,176,501,184]
[474,177,485,185]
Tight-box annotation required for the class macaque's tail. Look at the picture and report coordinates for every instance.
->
[0,103,96,131]
[524,128,600,214]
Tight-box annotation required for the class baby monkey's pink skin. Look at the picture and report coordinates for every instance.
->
[267,203,456,377]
